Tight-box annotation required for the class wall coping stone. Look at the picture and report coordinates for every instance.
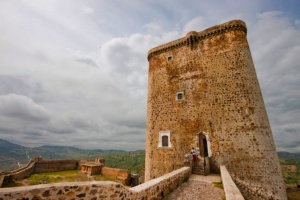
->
[220,165,245,200]
[130,166,190,192]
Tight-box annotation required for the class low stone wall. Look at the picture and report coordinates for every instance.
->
[0,181,126,200]
[0,166,191,200]
[0,158,132,188]
[220,165,245,200]
[101,167,130,186]
[0,160,36,186]
[131,167,191,199]
[0,159,78,187]
[34,160,78,173]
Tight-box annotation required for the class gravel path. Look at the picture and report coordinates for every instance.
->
[164,174,225,200]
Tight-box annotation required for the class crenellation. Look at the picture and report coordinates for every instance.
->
[147,20,247,60]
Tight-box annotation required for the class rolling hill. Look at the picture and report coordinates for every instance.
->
[0,138,143,172]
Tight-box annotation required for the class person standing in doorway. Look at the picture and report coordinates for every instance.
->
[191,147,197,162]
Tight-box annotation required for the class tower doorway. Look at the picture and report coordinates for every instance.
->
[192,132,210,175]
[199,133,208,158]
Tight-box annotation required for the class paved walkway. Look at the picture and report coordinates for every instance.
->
[164,174,225,200]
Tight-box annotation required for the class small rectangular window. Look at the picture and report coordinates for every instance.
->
[158,131,172,148]
[176,92,184,101]
[168,56,172,62]
[162,136,168,147]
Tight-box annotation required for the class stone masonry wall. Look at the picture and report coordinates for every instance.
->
[101,167,131,186]
[145,20,287,199]
[0,167,190,200]
[33,160,78,173]
[0,160,36,186]
[0,158,133,188]
[0,159,78,187]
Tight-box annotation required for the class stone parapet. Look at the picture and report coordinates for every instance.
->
[0,166,191,200]
[0,160,36,187]
[0,158,79,187]
[147,20,246,60]
[131,166,190,199]
[101,167,131,186]
[220,165,244,200]
[33,160,78,173]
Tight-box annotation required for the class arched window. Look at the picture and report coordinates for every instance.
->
[162,135,168,147]
[176,92,184,101]
[158,131,172,148]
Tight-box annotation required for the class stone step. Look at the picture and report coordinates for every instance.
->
[192,170,205,175]
[191,158,210,175]
[192,159,206,175]
[192,170,204,173]
[192,169,203,172]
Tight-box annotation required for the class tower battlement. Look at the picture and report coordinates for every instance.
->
[148,20,247,60]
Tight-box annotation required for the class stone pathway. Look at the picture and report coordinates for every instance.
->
[164,174,225,200]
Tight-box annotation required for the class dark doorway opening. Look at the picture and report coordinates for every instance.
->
[199,134,208,157]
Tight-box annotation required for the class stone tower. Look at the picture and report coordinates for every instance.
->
[145,20,287,199]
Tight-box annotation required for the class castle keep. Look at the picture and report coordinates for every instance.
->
[145,20,287,199]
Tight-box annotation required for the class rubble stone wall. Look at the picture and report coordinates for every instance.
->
[0,159,78,187]
[33,160,78,173]
[0,167,190,200]
[0,160,36,186]
[101,167,131,186]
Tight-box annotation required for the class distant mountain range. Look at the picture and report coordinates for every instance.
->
[0,138,299,172]
[277,151,300,162]
[0,138,140,172]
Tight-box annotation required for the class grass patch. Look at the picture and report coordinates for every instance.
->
[24,170,89,185]
[25,170,89,185]
[3,170,90,187]
[283,172,300,187]
[92,175,114,181]
[214,182,223,189]
[4,170,119,187]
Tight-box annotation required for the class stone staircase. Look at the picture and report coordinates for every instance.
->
[192,157,209,175]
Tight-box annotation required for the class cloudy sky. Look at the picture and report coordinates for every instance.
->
[0,0,299,152]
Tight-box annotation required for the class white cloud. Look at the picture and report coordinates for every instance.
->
[183,17,206,35]
[80,5,94,16]
[143,22,162,33]
[0,94,50,121]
